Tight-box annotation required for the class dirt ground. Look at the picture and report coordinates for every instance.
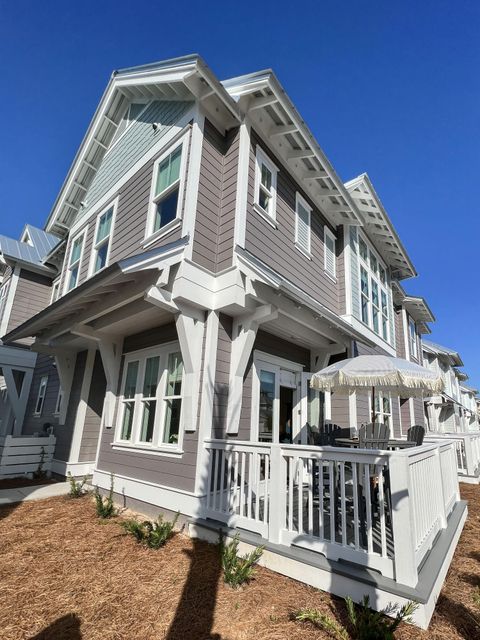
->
[0,485,478,640]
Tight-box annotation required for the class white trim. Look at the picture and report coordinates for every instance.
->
[63,226,88,296]
[402,308,411,360]
[343,225,353,316]
[33,374,49,417]
[233,121,251,248]
[182,106,205,260]
[50,278,61,304]
[349,391,357,429]
[104,100,151,158]
[409,397,415,427]
[408,316,418,359]
[254,146,278,222]
[51,459,94,477]
[53,386,63,417]
[69,347,96,463]
[92,468,202,516]
[87,197,119,278]
[323,226,336,278]
[144,130,191,244]
[67,107,196,237]
[295,192,312,256]
[0,265,20,337]
[341,314,397,356]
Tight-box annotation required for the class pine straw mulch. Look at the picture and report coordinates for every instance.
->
[0,486,478,640]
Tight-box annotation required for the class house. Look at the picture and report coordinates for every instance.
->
[459,384,479,432]
[0,55,470,627]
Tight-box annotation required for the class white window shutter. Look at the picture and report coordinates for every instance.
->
[296,200,311,252]
[324,230,336,277]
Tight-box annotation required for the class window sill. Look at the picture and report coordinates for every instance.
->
[111,442,184,458]
[294,242,312,260]
[143,218,182,249]
[324,269,337,284]
[253,203,277,229]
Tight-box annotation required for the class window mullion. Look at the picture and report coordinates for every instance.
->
[154,353,167,447]
[132,359,146,444]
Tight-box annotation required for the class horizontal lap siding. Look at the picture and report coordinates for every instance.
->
[394,309,406,358]
[245,132,339,313]
[213,313,232,439]
[22,354,60,435]
[412,397,425,426]
[400,398,411,435]
[192,122,239,273]
[61,101,193,292]
[7,270,52,345]
[55,351,86,462]
[337,226,346,315]
[78,351,106,462]
[331,394,350,429]
[96,322,199,493]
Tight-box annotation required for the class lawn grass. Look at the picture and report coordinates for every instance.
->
[0,485,478,639]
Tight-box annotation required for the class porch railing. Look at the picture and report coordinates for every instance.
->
[0,435,56,477]
[425,432,480,481]
[203,439,459,588]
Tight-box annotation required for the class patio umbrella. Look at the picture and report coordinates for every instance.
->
[310,355,445,423]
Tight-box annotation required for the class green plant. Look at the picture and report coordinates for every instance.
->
[94,473,116,519]
[122,512,179,548]
[220,533,264,588]
[67,472,88,498]
[33,447,47,480]
[295,596,418,640]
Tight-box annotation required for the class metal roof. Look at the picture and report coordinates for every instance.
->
[0,225,61,269]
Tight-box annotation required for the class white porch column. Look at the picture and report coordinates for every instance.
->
[69,347,96,463]
[226,304,278,435]
[175,308,205,432]
[3,365,33,436]
[54,351,77,425]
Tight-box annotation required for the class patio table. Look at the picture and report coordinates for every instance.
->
[335,437,416,449]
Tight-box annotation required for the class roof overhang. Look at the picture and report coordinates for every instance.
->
[454,368,469,381]
[222,70,363,229]
[345,173,417,280]
[392,282,435,333]
[422,340,464,367]
[45,55,242,236]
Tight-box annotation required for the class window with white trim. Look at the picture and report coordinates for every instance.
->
[409,318,417,358]
[54,387,63,416]
[147,136,187,239]
[34,375,48,416]
[295,193,311,255]
[117,345,184,449]
[50,279,60,304]
[66,231,86,292]
[92,204,115,274]
[254,148,277,221]
[324,228,336,278]
[374,392,392,433]
[358,233,390,342]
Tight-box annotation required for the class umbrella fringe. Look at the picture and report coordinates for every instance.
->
[311,370,445,396]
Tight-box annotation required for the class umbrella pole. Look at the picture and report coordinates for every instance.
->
[372,386,375,424]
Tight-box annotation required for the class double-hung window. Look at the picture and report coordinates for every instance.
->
[358,233,391,342]
[374,392,392,434]
[295,193,311,255]
[148,136,187,239]
[254,148,277,222]
[66,231,86,292]
[34,376,48,416]
[409,318,417,358]
[117,345,184,449]
[92,204,115,274]
[324,228,336,278]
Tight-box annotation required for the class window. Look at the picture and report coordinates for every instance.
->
[324,228,336,278]
[66,231,86,292]
[295,193,311,255]
[409,318,417,358]
[50,279,60,304]
[358,234,390,342]
[91,204,115,274]
[54,387,63,416]
[254,148,277,221]
[374,393,392,434]
[147,136,187,240]
[34,376,48,416]
[117,345,184,449]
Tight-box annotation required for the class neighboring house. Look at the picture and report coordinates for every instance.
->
[422,339,466,432]
[0,55,472,626]
[0,225,61,436]
[459,384,479,431]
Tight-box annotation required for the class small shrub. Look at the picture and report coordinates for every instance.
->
[67,472,88,498]
[122,512,179,548]
[220,533,264,588]
[94,473,116,519]
[33,447,47,480]
[295,596,417,639]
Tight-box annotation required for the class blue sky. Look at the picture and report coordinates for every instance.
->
[1,1,479,385]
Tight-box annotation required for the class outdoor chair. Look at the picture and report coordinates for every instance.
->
[407,425,425,446]
[318,422,342,446]
[358,423,390,449]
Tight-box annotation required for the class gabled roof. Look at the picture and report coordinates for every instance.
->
[0,225,60,272]
[45,55,241,235]
[222,69,363,228]
[344,173,416,280]
[422,339,464,367]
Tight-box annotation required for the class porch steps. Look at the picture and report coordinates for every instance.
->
[189,499,467,630]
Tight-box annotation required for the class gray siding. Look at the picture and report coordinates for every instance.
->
[192,120,239,272]
[95,322,200,493]
[412,397,425,426]
[394,309,406,358]
[22,354,60,435]
[78,351,106,462]
[7,270,52,345]
[245,132,339,313]
[212,313,232,439]
[55,351,86,462]
[337,226,346,315]
[331,394,350,429]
